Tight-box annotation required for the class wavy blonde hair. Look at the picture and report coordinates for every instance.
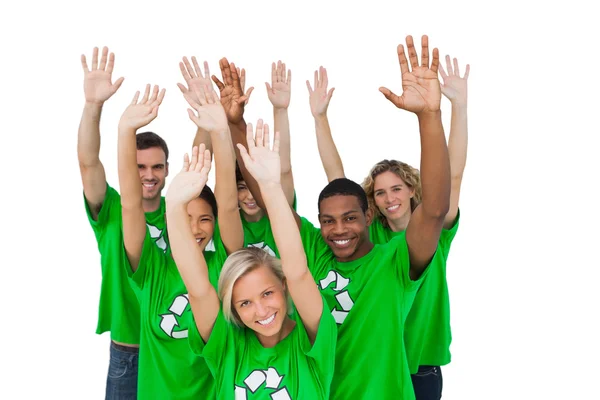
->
[361,159,422,227]
[218,247,292,327]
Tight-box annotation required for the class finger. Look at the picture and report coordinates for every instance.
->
[184,92,201,110]
[265,82,272,94]
[212,75,225,91]
[220,58,233,86]
[99,46,109,70]
[379,87,403,108]
[306,80,313,94]
[326,87,335,103]
[179,61,192,81]
[192,56,203,78]
[156,88,166,106]
[187,108,201,125]
[183,56,196,78]
[190,145,199,170]
[445,55,453,76]
[106,52,115,74]
[241,86,253,104]
[238,67,245,91]
[236,143,251,166]
[321,66,328,88]
[272,130,280,154]
[255,119,264,148]
[202,149,212,173]
[281,62,287,82]
[246,123,256,151]
[112,77,125,93]
[453,57,460,77]
[177,82,188,94]
[420,35,429,68]
[203,84,214,104]
[182,152,190,172]
[431,48,440,74]
[463,64,470,80]
[271,62,277,85]
[149,85,159,103]
[204,61,210,81]
[91,47,99,70]
[287,69,291,85]
[81,54,89,72]
[131,91,140,105]
[194,144,205,172]
[406,35,418,70]
[397,44,409,75]
[263,123,270,149]
[141,84,151,103]
[313,70,318,89]
[230,62,242,91]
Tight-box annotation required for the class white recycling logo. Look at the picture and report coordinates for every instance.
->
[159,294,189,339]
[235,367,291,400]
[319,270,354,325]
[247,241,276,257]
[147,223,167,253]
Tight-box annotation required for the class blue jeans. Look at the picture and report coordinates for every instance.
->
[105,341,138,400]
[411,365,443,400]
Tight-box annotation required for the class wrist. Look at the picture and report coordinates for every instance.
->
[416,109,442,122]
[451,101,468,112]
[84,101,104,110]
[118,123,137,135]
[257,181,282,193]
[274,107,289,114]
[314,114,329,124]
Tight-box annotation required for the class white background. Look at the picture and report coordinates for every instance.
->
[1,0,599,399]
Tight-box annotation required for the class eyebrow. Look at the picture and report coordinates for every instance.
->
[137,163,165,168]
[234,285,277,304]
[320,210,360,219]
[375,184,403,192]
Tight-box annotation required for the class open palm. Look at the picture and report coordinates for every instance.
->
[177,56,214,104]
[212,58,253,124]
[266,61,291,109]
[237,120,281,186]
[166,144,212,206]
[81,46,124,104]
[307,66,335,117]
[184,85,228,134]
[439,55,469,105]
[119,84,166,130]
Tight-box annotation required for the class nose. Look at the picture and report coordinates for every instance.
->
[190,219,200,235]
[255,300,268,318]
[384,192,392,204]
[246,191,255,201]
[140,168,153,182]
[332,220,347,235]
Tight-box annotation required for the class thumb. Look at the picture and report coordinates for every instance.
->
[326,87,335,102]
[265,82,272,93]
[379,87,402,107]
[112,77,125,93]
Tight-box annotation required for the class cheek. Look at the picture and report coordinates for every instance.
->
[200,222,215,238]
[374,196,386,210]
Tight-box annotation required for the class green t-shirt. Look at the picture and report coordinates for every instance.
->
[369,213,459,373]
[299,217,444,400]
[241,193,297,258]
[188,297,337,399]
[84,183,168,344]
[126,223,228,399]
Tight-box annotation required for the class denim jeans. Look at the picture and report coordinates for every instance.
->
[411,365,443,400]
[105,341,139,400]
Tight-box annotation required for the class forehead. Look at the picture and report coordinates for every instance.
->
[319,195,363,217]
[136,147,166,165]
[374,171,406,190]
[187,198,214,217]
[232,266,281,301]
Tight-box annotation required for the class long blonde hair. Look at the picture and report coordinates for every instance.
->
[361,159,422,227]
[218,247,291,327]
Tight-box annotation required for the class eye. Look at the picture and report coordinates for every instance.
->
[240,300,250,307]
[263,291,273,297]
[321,219,332,225]
[154,165,164,170]
[201,218,211,222]
[346,216,356,222]
[375,192,383,197]
[393,187,401,192]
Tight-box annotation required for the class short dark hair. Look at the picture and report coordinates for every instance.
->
[318,178,368,213]
[136,131,169,161]
[200,185,218,217]
[235,162,244,183]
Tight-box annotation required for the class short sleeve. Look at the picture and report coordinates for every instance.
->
[85,183,120,235]
[125,227,165,290]
[299,217,332,274]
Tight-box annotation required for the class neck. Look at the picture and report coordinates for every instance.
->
[256,315,295,348]
[336,240,374,263]
[386,210,411,232]
[142,197,161,213]
[244,209,264,223]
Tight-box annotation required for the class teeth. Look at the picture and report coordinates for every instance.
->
[387,205,400,211]
[143,183,156,188]
[334,239,350,245]
[258,313,275,325]
[196,238,203,243]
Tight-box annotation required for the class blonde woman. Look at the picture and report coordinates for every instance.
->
[167,121,337,399]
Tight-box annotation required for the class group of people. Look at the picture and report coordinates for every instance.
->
[78,34,469,400]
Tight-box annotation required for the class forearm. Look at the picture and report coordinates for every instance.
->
[448,103,468,179]
[417,111,451,218]
[193,126,213,154]
[167,204,214,297]
[78,103,103,166]
[229,119,267,210]
[274,108,295,206]
[315,115,345,182]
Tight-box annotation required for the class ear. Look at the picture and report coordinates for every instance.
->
[165,162,170,177]
[409,187,415,198]
[365,207,374,227]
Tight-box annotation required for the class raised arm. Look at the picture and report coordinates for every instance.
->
[266,60,295,206]
[184,84,244,254]
[118,85,166,271]
[178,56,216,152]
[380,35,450,279]
[307,66,344,182]
[78,46,124,218]
[238,122,322,344]
[166,145,220,342]
[439,55,469,228]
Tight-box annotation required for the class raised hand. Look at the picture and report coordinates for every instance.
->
[237,67,252,105]
[236,120,281,186]
[439,55,469,106]
[306,66,335,117]
[379,35,441,115]
[119,84,166,130]
[166,144,212,206]
[81,46,124,104]
[211,58,254,124]
[266,61,291,109]
[184,84,228,134]
[177,56,214,104]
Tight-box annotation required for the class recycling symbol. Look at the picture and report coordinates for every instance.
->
[247,241,276,257]
[319,270,354,325]
[235,367,291,400]
[159,294,189,339]
[147,223,168,253]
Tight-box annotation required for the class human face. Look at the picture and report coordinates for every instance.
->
[237,180,263,221]
[187,198,215,251]
[373,171,414,223]
[232,265,288,344]
[137,147,168,201]
[318,195,373,262]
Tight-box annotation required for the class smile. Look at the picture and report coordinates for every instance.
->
[257,313,276,326]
